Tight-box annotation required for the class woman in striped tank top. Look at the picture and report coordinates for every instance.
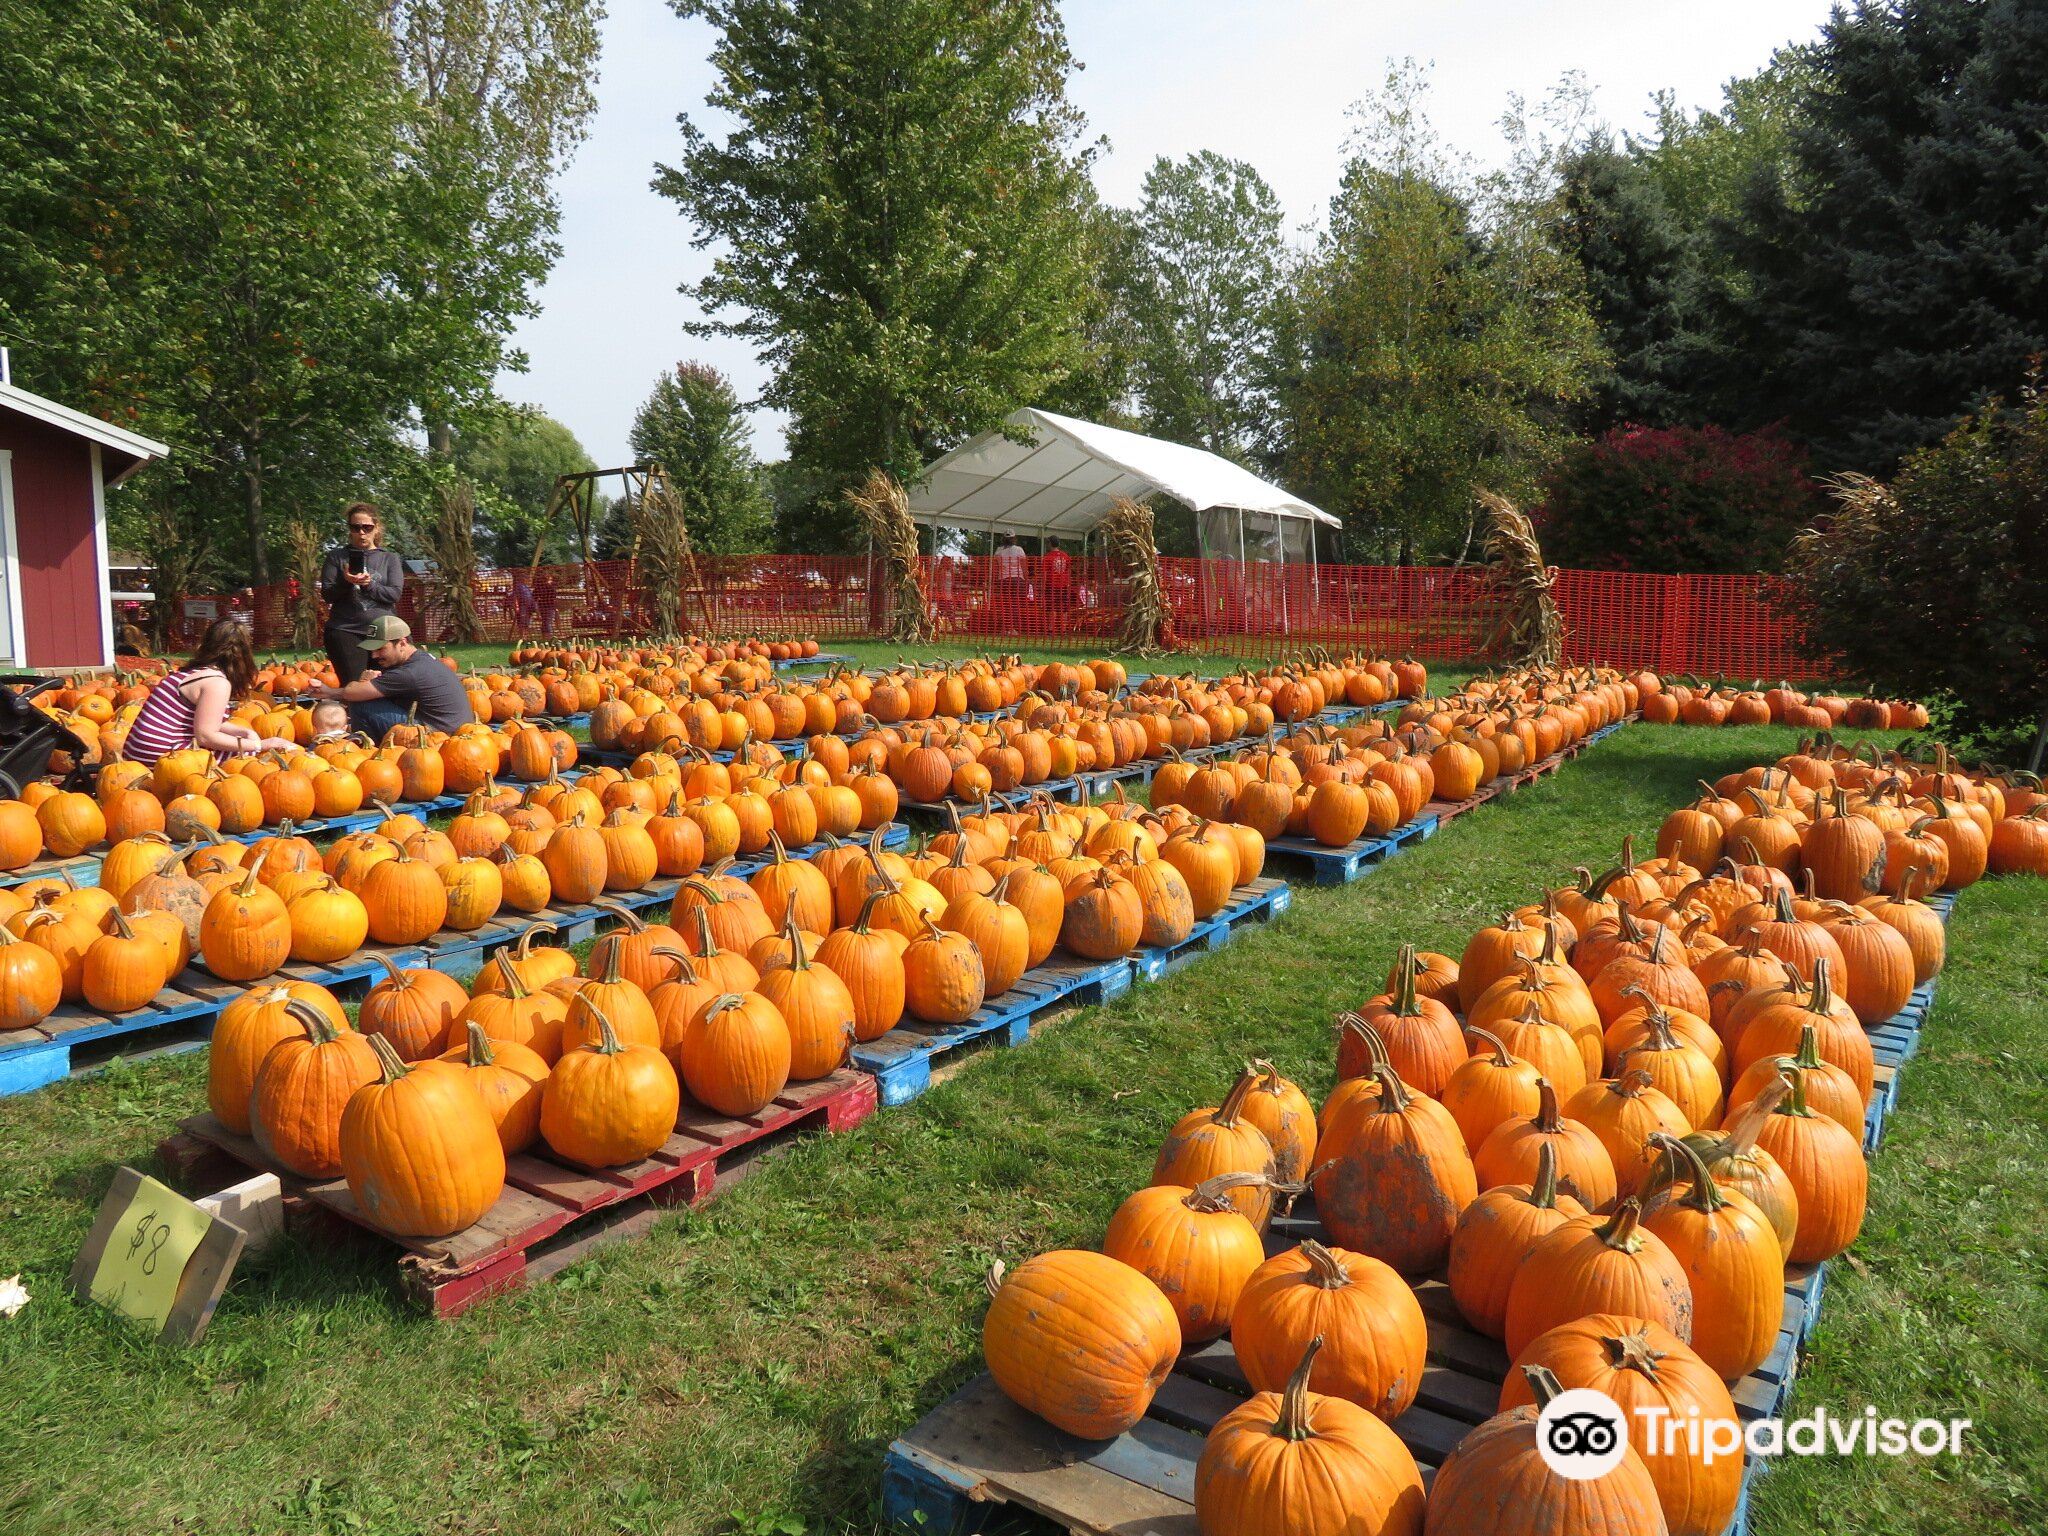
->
[122,620,294,767]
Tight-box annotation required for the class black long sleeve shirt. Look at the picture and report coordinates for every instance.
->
[319,547,406,630]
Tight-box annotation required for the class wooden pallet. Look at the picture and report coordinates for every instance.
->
[1263,816,1438,886]
[774,651,858,671]
[852,951,1137,1109]
[162,1070,878,1318]
[1129,879,1292,982]
[883,1194,1805,1536]
[0,953,393,1097]
[0,851,103,889]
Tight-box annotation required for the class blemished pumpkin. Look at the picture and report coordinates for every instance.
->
[249,1000,380,1179]
[1499,1316,1741,1536]
[1425,1364,1667,1536]
[982,1250,1181,1440]
[540,1003,680,1168]
[1153,1070,1279,1228]
[1641,1134,1784,1382]
[902,916,985,1024]
[1237,1059,1318,1184]
[1313,1063,1478,1276]
[1447,1142,1589,1340]
[1502,1198,1694,1362]
[341,1033,507,1237]
[439,1021,548,1155]
[1193,1336,1426,1536]
[1232,1240,1427,1422]
[1102,1173,1270,1343]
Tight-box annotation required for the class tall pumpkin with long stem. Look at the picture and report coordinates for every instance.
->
[1313,1062,1477,1275]
[1750,1065,1867,1264]
[341,1033,506,1237]
[1154,1069,1279,1228]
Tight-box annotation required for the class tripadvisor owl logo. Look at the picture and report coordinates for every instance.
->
[1536,1387,1631,1480]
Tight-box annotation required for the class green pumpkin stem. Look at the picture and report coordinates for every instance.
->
[1647,1131,1728,1212]
[366,1031,410,1083]
[1597,1197,1646,1251]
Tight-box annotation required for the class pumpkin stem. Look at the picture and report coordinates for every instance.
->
[1183,1171,1284,1214]
[464,1020,498,1066]
[366,1031,410,1083]
[280,996,340,1045]
[1210,1068,1259,1128]
[1810,955,1836,1017]
[1597,1196,1646,1252]
[1532,1077,1562,1133]
[1647,1131,1727,1212]
[982,1259,1007,1300]
[1530,1140,1561,1210]
[1334,1013,1388,1071]
[1298,1239,1351,1289]
[1369,1061,1411,1114]
[1274,1335,1324,1443]
[1773,1063,1818,1119]
[1388,942,1420,1016]
[579,996,626,1055]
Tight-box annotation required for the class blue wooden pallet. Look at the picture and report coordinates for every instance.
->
[1129,878,1291,983]
[853,951,1137,1108]
[775,651,857,670]
[0,852,103,889]
[882,1195,1812,1536]
[0,951,398,1097]
[1263,815,1438,886]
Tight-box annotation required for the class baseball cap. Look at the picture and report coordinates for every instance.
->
[358,615,412,649]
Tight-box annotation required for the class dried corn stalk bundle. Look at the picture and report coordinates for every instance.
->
[286,521,324,651]
[631,470,695,639]
[1475,488,1562,667]
[849,469,933,643]
[429,478,485,645]
[1101,496,1179,654]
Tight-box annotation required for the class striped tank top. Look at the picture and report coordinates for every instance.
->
[122,668,221,766]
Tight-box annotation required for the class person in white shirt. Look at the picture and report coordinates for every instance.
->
[993,533,1028,623]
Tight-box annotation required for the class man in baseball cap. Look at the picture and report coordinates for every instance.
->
[311,614,474,737]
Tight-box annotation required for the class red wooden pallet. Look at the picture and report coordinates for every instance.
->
[160,1069,878,1318]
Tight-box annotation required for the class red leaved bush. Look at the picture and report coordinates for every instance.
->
[1535,424,1825,574]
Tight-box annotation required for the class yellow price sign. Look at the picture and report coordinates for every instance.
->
[70,1167,248,1343]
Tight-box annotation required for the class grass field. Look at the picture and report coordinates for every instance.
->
[1,700,2040,1533]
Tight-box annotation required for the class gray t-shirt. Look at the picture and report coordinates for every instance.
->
[370,651,476,732]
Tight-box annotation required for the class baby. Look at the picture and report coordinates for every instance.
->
[309,699,352,743]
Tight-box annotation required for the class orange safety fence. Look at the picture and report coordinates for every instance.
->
[151,555,1820,677]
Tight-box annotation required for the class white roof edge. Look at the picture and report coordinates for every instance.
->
[0,380,170,468]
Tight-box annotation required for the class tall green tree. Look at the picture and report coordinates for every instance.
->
[629,363,772,554]
[0,0,424,579]
[1728,0,2048,471]
[452,409,595,565]
[1268,66,1602,561]
[382,0,604,455]
[654,0,1104,545]
[1125,152,1285,457]
[1556,138,1709,431]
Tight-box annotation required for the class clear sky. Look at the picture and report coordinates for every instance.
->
[497,0,1839,468]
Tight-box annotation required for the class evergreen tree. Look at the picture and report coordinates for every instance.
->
[655,0,1103,546]
[1556,139,1708,431]
[628,363,772,554]
[1730,0,2048,471]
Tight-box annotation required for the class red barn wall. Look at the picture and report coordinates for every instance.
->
[0,409,108,669]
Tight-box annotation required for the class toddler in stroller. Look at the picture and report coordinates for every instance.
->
[0,676,95,799]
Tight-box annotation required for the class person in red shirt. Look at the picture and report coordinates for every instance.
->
[1041,541,1073,631]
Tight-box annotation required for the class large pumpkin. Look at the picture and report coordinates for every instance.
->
[341,1033,506,1237]
[1640,1134,1783,1382]
[1314,1063,1477,1275]
[1194,1336,1426,1536]
[982,1250,1181,1440]
[1446,1142,1589,1340]
[1233,1240,1427,1422]
[249,1000,380,1179]
[540,1003,680,1167]
[1153,1070,1278,1227]
[1500,1316,1741,1536]
[198,856,293,982]
[1502,1199,1694,1361]
[1102,1173,1268,1343]
[439,1021,549,1155]
[1427,1365,1669,1535]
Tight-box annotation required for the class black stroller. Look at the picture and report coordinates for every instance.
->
[0,676,96,799]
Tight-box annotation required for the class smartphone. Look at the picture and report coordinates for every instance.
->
[347,547,367,574]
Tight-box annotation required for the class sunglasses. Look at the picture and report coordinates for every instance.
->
[349,523,375,532]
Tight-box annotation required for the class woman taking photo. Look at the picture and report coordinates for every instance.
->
[120,620,294,767]
[321,502,405,684]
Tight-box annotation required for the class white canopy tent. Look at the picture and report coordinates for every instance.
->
[907,408,1339,566]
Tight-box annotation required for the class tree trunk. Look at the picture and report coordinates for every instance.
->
[245,448,270,584]
[429,420,453,458]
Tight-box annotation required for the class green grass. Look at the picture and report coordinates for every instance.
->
[1,724,2040,1535]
